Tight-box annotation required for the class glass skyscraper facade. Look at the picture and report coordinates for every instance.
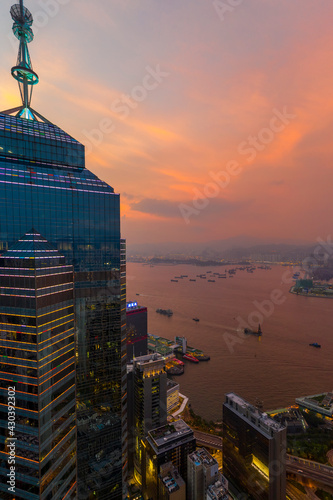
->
[0,230,76,499]
[0,112,126,499]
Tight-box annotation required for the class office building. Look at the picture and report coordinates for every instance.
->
[127,353,167,484]
[126,302,148,361]
[143,419,196,499]
[187,448,220,500]
[158,462,186,500]
[0,2,126,498]
[0,230,76,499]
[222,393,286,499]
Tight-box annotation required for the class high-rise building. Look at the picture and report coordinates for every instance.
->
[126,302,148,362]
[127,353,167,484]
[222,393,286,500]
[187,448,220,500]
[0,230,76,499]
[143,419,196,500]
[0,2,126,498]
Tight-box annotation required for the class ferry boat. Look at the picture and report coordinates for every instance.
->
[309,342,321,348]
[192,317,200,322]
[183,353,199,363]
[189,279,196,282]
[171,279,178,282]
[208,279,215,282]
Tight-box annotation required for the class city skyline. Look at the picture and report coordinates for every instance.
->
[1,0,332,246]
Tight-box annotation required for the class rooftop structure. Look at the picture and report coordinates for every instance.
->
[296,392,333,418]
[144,420,195,499]
[158,463,186,499]
[225,392,285,437]
[206,479,229,500]
[148,419,194,452]
[187,448,220,500]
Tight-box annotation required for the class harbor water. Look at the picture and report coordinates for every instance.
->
[127,263,332,420]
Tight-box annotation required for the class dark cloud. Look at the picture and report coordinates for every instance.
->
[131,197,250,220]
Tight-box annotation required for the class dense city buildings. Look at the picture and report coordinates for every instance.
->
[187,448,220,500]
[0,231,76,499]
[0,1,126,498]
[127,353,167,484]
[222,393,286,499]
[143,420,196,499]
[126,302,148,362]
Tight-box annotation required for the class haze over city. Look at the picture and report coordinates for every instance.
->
[1,0,332,248]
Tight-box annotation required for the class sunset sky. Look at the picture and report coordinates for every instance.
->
[0,0,332,247]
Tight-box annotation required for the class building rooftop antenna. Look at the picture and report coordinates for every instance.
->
[2,1,50,122]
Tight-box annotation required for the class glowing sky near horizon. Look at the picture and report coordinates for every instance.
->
[0,0,332,247]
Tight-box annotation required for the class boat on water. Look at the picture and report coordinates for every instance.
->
[189,279,196,281]
[171,279,178,282]
[309,342,321,348]
[244,324,262,336]
[156,308,173,317]
[192,317,200,322]
[183,353,199,363]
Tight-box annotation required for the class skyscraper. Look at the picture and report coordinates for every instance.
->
[0,2,126,498]
[143,419,196,499]
[0,230,76,499]
[222,393,286,500]
[127,353,167,484]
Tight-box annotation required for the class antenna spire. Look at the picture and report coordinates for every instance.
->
[10,0,39,120]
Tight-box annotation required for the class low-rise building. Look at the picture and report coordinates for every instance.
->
[158,462,186,500]
[296,392,333,418]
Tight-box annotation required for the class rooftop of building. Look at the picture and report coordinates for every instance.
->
[207,480,228,500]
[133,352,164,366]
[224,392,285,435]
[148,419,193,449]
[166,379,179,390]
[126,301,147,313]
[188,448,217,468]
[296,392,333,415]
[159,466,185,494]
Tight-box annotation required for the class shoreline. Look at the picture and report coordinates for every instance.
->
[289,287,333,299]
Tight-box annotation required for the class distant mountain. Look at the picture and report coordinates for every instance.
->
[127,235,314,259]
